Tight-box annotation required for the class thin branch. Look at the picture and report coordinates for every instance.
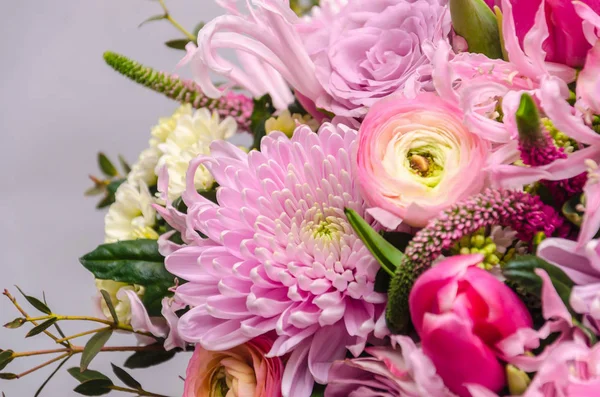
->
[157,0,196,41]
[3,290,66,346]
[16,353,70,379]
[54,326,111,344]
[12,348,69,358]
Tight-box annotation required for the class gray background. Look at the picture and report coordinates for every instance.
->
[0,1,223,395]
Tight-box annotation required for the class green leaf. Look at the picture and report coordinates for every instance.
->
[15,286,51,314]
[73,379,113,396]
[79,240,175,316]
[80,329,113,371]
[99,290,119,324]
[503,255,575,314]
[98,153,118,177]
[192,22,205,36]
[111,363,142,390]
[26,318,58,338]
[3,318,25,329]
[138,13,167,28]
[34,355,71,397]
[84,185,105,197]
[124,346,176,369]
[68,368,111,383]
[0,351,14,371]
[450,0,503,59]
[165,39,190,50]
[118,155,131,174]
[96,194,115,209]
[344,208,404,276]
[250,94,276,150]
[0,373,17,380]
[106,179,125,195]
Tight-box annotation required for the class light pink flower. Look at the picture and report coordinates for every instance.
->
[164,124,387,397]
[577,42,600,115]
[494,0,600,67]
[409,254,532,397]
[184,336,283,397]
[521,340,600,396]
[356,93,490,228]
[308,0,450,117]
[188,0,450,117]
[325,335,455,397]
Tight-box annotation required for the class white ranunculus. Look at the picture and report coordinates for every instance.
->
[95,279,145,324]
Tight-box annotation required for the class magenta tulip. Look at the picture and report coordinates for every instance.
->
[409,254,533,397]
[496,0,600,67]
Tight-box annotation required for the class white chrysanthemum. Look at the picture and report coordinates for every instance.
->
[126,105,193,188]
[95,279,145,324]
[156,108,237,201]
[104,182,158,243]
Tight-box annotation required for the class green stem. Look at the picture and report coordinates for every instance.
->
[157,0,196,41]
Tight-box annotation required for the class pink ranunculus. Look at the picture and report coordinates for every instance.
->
[409,254,533,397]
[308,0,451,117]
[356,93,490,228]
[184,336,283,397]
[326,335,456,397]
[495,0,600,67]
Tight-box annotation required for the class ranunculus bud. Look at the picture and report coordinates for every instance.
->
[356,93,490,228]
[409,254,533,396]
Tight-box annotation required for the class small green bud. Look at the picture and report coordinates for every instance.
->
[487,254,500,266]
[516,93,542,139]
[460,247,471,255]
[472,235,486,248]
[450,0,503,59]
[506,365,530,395]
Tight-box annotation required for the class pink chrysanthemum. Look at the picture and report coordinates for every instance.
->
[165,124,387,397]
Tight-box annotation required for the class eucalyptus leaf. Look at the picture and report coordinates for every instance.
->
[98,153,118,177]
[111,363,142,390]
[0,374,17,380]
[79,240,175,316]
[0,351,13,371]
[73,379,113,396]
[68,368,111,383]
[96,194,115,209]
[26,318,58,338]
[84,186,105,197]
[3,318,25,329]
[344,208,404,276]
[99,290,119,324]
[80,329,113,371]
[15,286,51,314]
[124,347,176,369]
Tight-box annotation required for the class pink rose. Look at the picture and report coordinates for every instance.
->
[409,254,533,397]
[307,0,450,117]
[356,93,490,228]
[495,0,600,67]
[183,336,283,397]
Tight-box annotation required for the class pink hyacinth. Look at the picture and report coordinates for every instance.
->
[164,124,387,397]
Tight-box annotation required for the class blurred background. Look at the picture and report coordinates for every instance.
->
[0,1,225,395]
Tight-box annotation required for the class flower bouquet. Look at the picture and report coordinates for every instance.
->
[4,0,600,396]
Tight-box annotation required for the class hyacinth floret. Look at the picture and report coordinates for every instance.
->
[386,189,565,333]
[103,51,253,129]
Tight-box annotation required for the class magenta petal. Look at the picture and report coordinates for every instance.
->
[421,312,505,397]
